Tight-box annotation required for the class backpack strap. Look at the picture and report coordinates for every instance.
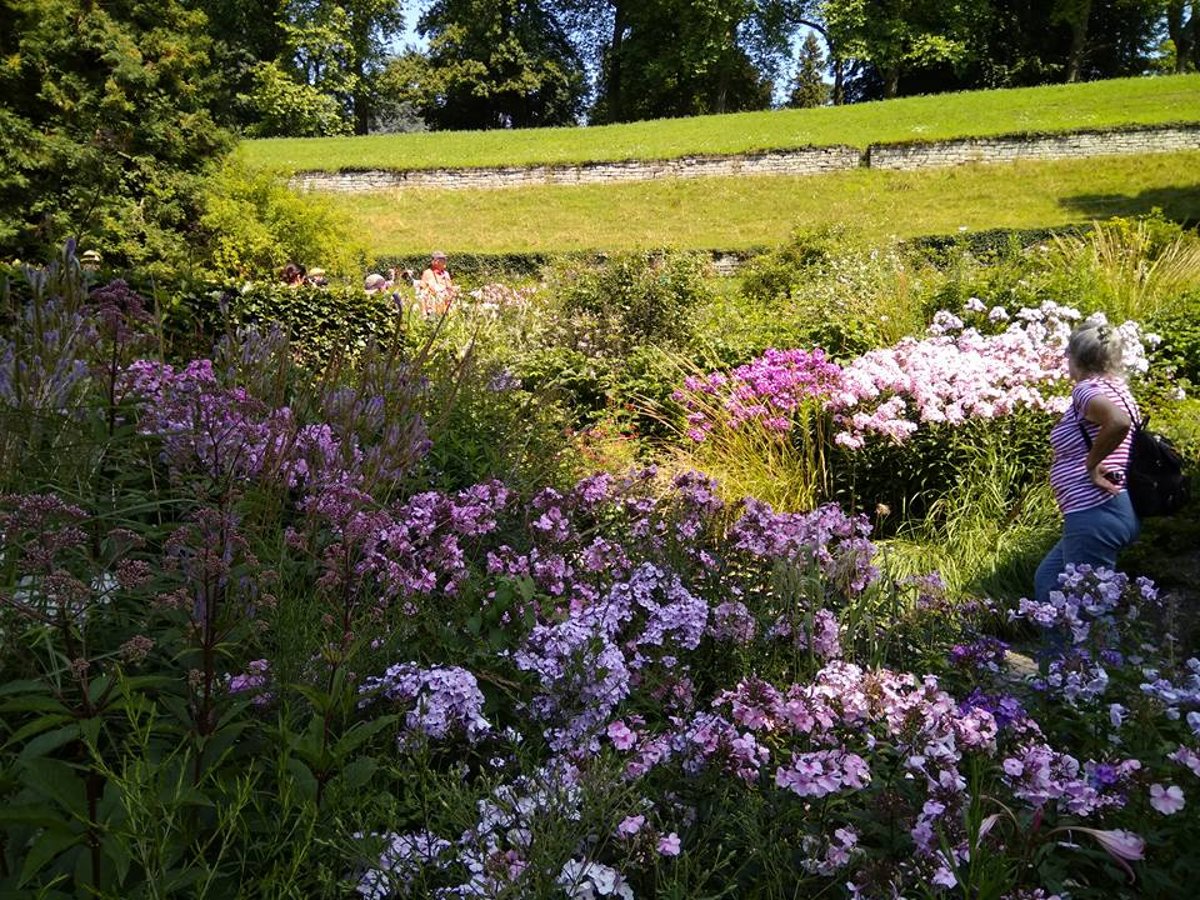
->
[1074,381,1143,451]
[1073,394,1093,450]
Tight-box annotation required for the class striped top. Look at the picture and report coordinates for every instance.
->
[1049,377,1138,514]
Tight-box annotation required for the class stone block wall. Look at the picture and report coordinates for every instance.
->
[290,124,1200,194]
[868,124,1200,170]
[292,146,863,193]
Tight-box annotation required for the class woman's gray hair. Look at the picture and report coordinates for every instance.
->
[1067,321,1125,376]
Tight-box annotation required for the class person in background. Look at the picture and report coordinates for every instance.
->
[282,262,307,287]
[418,250,457,315]
[305,267,328,288]
[1034,321,1140,603]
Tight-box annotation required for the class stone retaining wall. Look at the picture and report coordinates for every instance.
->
[868,123,1200,170]
[291,145,862,193]
[292,124,1200,193]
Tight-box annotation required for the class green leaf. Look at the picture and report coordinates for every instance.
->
[87,674,112,706]
[336,757,378,791]
[0,696,72,715]
[18,724,80,762]
[102,833,132,884]
[0,679,52,698]
[332,715,397,758]
[4,714,74,749]
[285,757,318,803]
[19,825,81,887]
[0,803,63,828]
[19,758,86,818]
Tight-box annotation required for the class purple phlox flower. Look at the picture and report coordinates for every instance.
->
[657,832,681,856]
[359,662,491,745]
[354,830,453,900]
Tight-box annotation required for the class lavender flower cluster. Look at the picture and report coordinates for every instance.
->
[675,348,842,442]
[118,333,431,491]
[359,662,491,746]
[1013,565,1162,707]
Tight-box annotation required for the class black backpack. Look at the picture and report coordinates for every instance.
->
[1077,394,1190,519]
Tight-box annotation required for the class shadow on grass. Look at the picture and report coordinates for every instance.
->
[1059,185,1200,225]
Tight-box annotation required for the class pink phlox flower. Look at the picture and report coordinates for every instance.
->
[1150,783,1186,815]
[657,832,681,856]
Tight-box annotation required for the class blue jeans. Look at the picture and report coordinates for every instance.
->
[1034,492,1140,602]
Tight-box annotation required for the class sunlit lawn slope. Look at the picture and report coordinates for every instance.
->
[243,75,1200,173]
[327,151,1200,255]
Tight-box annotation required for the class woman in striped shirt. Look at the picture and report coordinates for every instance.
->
[1034,321,1140,603]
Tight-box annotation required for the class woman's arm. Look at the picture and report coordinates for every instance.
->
[1082,393,1132,493]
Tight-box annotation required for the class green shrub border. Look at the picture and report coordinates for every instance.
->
[372,221,1200,280]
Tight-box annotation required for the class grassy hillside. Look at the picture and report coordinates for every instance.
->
[325,151,1200,255]
[244,75,1200,173]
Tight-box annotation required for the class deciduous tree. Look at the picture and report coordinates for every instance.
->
[821,0,986,98]
[410,0,587,129]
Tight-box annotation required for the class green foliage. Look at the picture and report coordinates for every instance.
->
[738,226,927,354]
[821,0,989,97]
[183,283,402,368]
[550,251,714,353]
[1148,289,1200,386]
[240,61,353,138]
[196,157,366,280]
[788,31,830,109]
[1047,212,1200,322]
[0,0,233,272]
[407,0,587,130]
[590,0,780,123]
[419,349,580,493]
[740,225,856,305]
[876,416,1061,599]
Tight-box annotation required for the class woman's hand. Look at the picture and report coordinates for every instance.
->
[1089,464,1125,494]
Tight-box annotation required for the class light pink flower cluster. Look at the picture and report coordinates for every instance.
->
[829,302,1079,448]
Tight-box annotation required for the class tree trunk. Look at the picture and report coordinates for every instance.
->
[714,19,737,114]
[352,18,370,135]
[606,1,627,119]
[1064,1,1092,83]
[1168,1,1198,73]
[883,67,900,99]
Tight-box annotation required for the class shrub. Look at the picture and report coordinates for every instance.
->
[172,282,403,368]
[196,157,367,281]
[739,227,928,352]
[550,251,713,353]
[739,224,855,305]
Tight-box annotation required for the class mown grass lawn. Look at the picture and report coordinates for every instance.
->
[243,74,1200,173]
[324,151,1200,255]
